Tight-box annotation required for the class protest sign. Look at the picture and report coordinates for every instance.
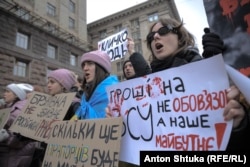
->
[225,64,250,104]
[107,55,232,165]
[98,29,128,61]
[0,108,10,129]
[9,92,76,142]
[203,0,250,77]
[42,117,123,167]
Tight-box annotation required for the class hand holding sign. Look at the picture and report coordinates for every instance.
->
[98,29,128,61]
[224,86,246,128]
[107,55,233,165]
[127,37,135,55]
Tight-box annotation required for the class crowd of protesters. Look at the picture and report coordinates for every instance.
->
[0,16,249,167]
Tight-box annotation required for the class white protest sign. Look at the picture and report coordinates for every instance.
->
[98,29,128,61]
[107,55,232,165]
[225,64,250,104]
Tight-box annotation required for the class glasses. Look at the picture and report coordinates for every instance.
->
[146,26,176,43]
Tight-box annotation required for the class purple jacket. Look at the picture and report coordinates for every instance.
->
[5,99,26,129]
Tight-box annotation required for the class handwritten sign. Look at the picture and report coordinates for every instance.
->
[98,29,128,61]
[0,108,10,129]
[107,55,232,165]
[42,117,123,167]
[225,64,250,104]
[9,92,76,142]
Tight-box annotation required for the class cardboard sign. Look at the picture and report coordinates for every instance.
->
[98,29,128,61]
[107,55,232,165]
[42,117,123,167]
[9,92,76,142]
[0,108,10,129]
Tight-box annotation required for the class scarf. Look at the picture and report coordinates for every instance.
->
[71,75,119,120]
[151,47,202,73]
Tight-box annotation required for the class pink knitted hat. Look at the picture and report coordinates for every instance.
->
[48,69,76,91]
[81,50,111,73]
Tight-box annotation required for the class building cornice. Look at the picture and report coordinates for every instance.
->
[88,0,178,29]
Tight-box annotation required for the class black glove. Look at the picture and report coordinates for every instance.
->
[202,28,224,58]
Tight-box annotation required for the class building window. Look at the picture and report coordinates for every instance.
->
[131,18,140,29]
[114,24,123,33]
[132,32,141,40]
[16,8,30,20]
[16,32,29,49]
[69,17,75,29]
[135,43,142,53]
[116,60,124,72]
[47,44,57,59]
[148,13,158,22]
[47,3,56,17]
[13,60,27,77]
[69,0,75,13]
[70,53,77,66]
[99,29,107,39]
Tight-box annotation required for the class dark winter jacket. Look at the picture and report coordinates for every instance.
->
[63,96,81,120]
[226,104,250,151]
[123,52,151,80]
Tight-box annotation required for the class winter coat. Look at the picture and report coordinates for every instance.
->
[63,96,81,120]
[0,99,36,167]
[72,75,119,119]
[226,105,250,151]
[5,100,26,129]
[123,52,152,80]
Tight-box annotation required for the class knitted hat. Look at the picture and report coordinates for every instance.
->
[48,69,77,91]
[6,83,27,100]
[17,83,34,93]
[81,50,111,73]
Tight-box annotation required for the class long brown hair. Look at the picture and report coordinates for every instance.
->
[146,17,196,62]
[82,63,109,101]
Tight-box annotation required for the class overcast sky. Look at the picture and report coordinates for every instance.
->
[87,0,209,52]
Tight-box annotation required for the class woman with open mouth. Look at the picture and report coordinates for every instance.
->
[71,50,119,120]
[146,17,249,151]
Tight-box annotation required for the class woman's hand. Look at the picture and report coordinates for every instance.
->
[127,37,135,55]
[105,107,112,118]
[223,85,245,128]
